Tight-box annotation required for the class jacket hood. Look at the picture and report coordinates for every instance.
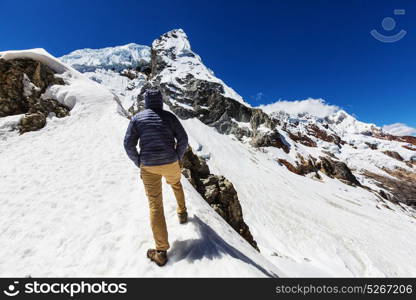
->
[144,90,164,109]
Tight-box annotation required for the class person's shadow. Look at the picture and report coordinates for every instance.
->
[168,216,278,278]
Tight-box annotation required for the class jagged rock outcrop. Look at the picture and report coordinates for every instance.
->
[19,112,46,134]
[306,124,344,145]
[383,150,404,162]
[250,129,290,153]
[278,156,320,178]
[287,131,317,147]
[318,157,361,186]
[364,169,416,208]
[373,131,416,147]
[365,142,378,150]
[278,155,360,186]
[120,69,139,80]
[181,146,259,251]
[0,58,69,133]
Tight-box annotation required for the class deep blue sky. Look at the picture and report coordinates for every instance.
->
[1,0,415,128]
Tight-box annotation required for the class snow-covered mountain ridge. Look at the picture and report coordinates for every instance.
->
[1,29,416,277]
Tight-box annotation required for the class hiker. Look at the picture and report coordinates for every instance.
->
[123,89,189,266]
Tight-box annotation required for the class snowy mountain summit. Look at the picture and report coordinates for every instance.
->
[1,29,416,277]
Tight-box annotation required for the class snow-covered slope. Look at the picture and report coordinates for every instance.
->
[1,29,416,277]
[0,49,282,277]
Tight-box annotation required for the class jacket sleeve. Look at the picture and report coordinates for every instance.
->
[124,119,141,167]
[171,115,188,160]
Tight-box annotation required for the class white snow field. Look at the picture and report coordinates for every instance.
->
[1,47,416,277]
[0,49,281,277]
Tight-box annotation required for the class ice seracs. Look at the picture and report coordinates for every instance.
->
[60,43,151,73]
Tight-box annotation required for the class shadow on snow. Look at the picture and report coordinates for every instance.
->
[168,215,278,278]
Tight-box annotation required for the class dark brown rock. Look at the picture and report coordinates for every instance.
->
[363,169,416,208]
[181,146,259,251]
[0,58,69,133]
[19,112,46,133]
[120,69,139,80]
[250,129,290,153]
[307,124,342,145]
[278,155,321,178]
[383,150,404,161]
[287,131,317,147]
[365,142,378,150]
[318,157,361,186]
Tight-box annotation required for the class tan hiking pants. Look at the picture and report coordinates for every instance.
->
[140,160,186,251]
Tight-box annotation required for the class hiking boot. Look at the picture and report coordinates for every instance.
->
[147,249,168,266]
[178,212,188,224]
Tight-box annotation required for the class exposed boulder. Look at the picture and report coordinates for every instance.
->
[318,157,361,186]
[365,142,378,150]
[383,150,404,162]
[19,112,46,134]
[250,129,290,153]
[278,159,300,175]
[182,146,259,251]
[120,69,139,80]
[402,145,416,152]
[277,154,363,187]
[278,155,320,178]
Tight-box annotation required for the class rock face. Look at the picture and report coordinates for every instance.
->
[287,131,317,147]
[0,58,69,133]
[383,150,404,162]
[317,157,361,186]
[278,156,320,177]
[364,169,416,208]
[278,155,360,186]
[306,124,343,145]
[181,147,259,251]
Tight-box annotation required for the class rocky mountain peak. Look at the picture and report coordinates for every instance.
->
[152,28,192,59]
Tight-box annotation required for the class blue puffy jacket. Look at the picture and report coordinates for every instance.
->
[123,90,188,167]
